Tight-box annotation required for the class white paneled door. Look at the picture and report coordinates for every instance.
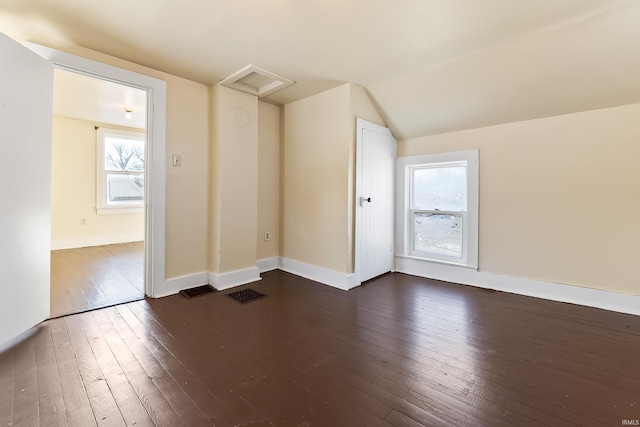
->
[355,118,396,284]
[0,33,53,346]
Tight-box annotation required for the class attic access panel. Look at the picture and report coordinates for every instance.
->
[220,64,294,97]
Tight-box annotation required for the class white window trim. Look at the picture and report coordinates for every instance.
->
[96,127,145,215]
[396,149,479,269]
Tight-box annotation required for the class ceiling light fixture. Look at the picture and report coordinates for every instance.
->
[124,107,133,119]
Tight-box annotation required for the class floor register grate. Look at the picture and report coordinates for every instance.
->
[225,288,267,304]
[180,285,217,299]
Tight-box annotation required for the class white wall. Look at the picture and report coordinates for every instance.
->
[0,33,52,345]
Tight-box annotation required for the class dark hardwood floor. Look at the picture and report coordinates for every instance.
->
[50,242,144,318]
[2,270,639,426]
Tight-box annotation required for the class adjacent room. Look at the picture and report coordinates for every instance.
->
[1,1,639,425]
[50,69,147,317]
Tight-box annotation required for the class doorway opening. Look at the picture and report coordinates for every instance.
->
[49,69,148,317]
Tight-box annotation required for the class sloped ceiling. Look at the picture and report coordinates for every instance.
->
[2,0,640,139]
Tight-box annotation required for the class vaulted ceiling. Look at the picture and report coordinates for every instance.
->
[2,0,640,139]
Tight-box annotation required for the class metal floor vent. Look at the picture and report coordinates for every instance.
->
[226,288,267,304]
[180,285,217,299]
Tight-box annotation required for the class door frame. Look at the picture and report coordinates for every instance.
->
[354,118,397,285]
[27,43,167,298]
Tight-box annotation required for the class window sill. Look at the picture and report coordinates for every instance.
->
[396,254,478,270]
[96,207,144,215]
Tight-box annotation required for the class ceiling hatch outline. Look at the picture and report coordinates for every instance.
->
[219,64,294,97]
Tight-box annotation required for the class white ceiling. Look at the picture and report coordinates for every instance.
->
[3,0,640,139]
[53,69,147,129]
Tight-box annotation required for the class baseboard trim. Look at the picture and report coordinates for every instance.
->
[280,257,358,291]
[209,266,261,291]
[257,257,280,273]
[51,234,144,250]
[152,257,640,316]
[395,256,640,316]
[155,271,209,298]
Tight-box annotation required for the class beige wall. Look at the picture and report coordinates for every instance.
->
[27,39,210,279]
[257,102,281,260]
[164,77,210,278]
[208,85,258,273]
[283,84,351,272]
[283,83,385,273]
[398,103,640,296]
[51,116,144,248]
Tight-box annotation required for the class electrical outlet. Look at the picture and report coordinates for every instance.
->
[264,232,270,242]
[80,218,86,226]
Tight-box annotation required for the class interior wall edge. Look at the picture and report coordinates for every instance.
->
[154,271,210,298]
[209,267,261,291]
[280,257,358,291]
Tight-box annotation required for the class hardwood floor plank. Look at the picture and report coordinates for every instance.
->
[116,304,230,423]
[49,318,97,427]
[252,348,393,425]
[11,329,41,426]
[50,243,144,318]
[126,300,261,426]
[3,270,640,425]
[90,309,182,426]
[34,322,68,426]
[385,409,436,427]
[64,315,126,426]
[103,306,212,426]
[77,312,154,427]
[0,340,15,426]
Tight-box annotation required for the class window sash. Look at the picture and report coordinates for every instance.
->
[410,164,468,212]
[410,209,466,260]
[96,128,145,214]
[396,149,479,269]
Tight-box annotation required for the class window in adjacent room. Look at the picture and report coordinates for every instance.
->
[96,127,145,214]
[397,149,479,268]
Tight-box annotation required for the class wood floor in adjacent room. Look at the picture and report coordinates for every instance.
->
[2,270,639,426]
[50,242,144,318]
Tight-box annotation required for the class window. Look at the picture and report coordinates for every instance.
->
[397,150,478,268]
[96,128,145,214]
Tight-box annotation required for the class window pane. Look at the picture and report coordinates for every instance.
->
[412,166,466,211]
[105,136,145,172]
[107,173,144,204]
[414,212,462,258]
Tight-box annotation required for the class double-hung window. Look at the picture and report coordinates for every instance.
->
[397,150,479,268]
[96,127,145,214]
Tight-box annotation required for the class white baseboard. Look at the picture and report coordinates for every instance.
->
[280,257,358,291]
[51,234,144,250]
[154,271,209,298]
[150,257,640,317]
[209,266,261,291]
[257,257,280,273]
[395,256,640,316]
